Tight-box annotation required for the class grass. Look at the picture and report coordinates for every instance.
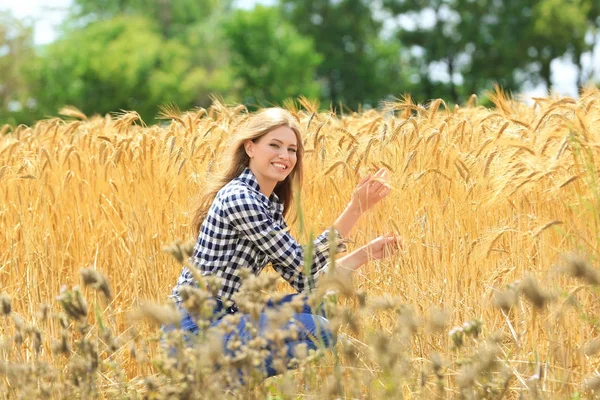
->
[1,88,600,398]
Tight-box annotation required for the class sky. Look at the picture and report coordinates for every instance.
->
[2,0,598,102]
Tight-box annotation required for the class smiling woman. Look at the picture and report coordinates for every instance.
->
[166,107,403,379]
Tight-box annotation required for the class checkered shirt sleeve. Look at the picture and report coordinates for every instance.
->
[222,189,347,293]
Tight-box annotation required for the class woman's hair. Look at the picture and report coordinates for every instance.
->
[192,108,304,234]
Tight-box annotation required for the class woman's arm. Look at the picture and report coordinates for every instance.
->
[333,168,391,239]
[334,233,403,278]
[223,189,336,292]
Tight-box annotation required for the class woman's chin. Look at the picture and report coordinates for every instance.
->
[269,168,291,180]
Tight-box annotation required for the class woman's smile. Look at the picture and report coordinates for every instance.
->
[271,162,289,171]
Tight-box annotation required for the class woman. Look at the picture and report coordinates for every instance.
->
[169,107,402,377]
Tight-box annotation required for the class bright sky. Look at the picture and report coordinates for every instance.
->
[1,0,598,101]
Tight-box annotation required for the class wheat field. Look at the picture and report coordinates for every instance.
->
[1,88,600,398]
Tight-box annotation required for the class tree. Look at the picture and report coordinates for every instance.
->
[28,16,232,121]
[526,0,591,91]
[223,6,322,107]
[382,0,594,103]
[69,0,232,39]
[0,12,35,125]
[577,0,600,88]
[382,0,529,103]
[23,0,238,122]
[279,0,412,110]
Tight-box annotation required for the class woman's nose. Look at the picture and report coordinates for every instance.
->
[278,149,289,160]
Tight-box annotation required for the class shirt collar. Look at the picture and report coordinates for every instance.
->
[237,167,282,205]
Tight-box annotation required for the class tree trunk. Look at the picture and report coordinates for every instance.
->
[540,59,552,93]
[158,0,172,38]
[328,72,338,106]
[447,57,459,104]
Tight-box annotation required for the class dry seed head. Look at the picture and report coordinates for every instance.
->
[520,276,551,309]
[559,254,600,285]
[318,268,354,296]
[398,307,419,336]
[0,292,11,316]
[370,296,401,312]
[57,286,88,321]
[58,313,69,329]
[355,289,367,308]
[493,286,519,312]
[584,375,600,393]
[428,308,450,333]
[179,286,214,319]
[341,308,360,335]
[583,338,600,356]
[203,275,223,298]
[475,342,500,374]
[14,330,23,345]
[449,326,465,348]
[80,267,112,299]
[144,376,160,392]
[32,327,42,353]
[161,239,194,264]
[12,313,24,329]
[324,375,342,398]
[431,352,444,377]
[131,302,181,327]
[38,303,50,322]
[102,328,119,353]
[51,331,71,355]
[277,375,296,398]
[340,338,357,363]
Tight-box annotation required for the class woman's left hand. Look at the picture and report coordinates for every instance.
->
[350,168,391,213]
[365,232,403,261]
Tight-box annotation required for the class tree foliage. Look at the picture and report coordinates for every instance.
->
[279,0,413,110]
[382,0,597,103]
[27,16,230,122]
[1,0,599,125]
[223,6,322,107]
[69,0,231,38]
[0,12,35,125]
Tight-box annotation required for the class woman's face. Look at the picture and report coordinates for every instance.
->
[245,126,298,186]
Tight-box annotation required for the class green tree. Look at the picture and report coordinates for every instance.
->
[69,0,231,39]
[578,0,600,88]
[0,12,35,125]
[23,0,237,123]
[526,0,591,91]
[279,0,412,110]
[223,6,322,107]
[382,0,594,102]
[382,0,528,103]
[29,16,232,122]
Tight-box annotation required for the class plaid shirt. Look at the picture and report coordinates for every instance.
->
[171,168,347,304]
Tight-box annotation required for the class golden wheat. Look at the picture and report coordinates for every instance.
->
[2,91,600,398]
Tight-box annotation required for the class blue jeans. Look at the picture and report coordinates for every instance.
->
[163,293,335,378]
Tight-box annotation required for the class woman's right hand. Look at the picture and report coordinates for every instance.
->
[365,232,403,261]
[349,168,391,214]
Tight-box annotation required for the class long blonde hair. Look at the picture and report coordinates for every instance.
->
[192,108,304,234]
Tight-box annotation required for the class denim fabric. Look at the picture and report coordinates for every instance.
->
[162,293,335,378]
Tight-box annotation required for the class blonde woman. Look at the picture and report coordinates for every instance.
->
[168,108,402,377]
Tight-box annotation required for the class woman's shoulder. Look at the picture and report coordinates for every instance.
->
[216,178,262,207]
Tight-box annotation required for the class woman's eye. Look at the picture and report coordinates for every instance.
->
[269,143,279,148]
[288,148,297,153]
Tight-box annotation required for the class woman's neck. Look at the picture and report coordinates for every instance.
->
[249,167,276,198]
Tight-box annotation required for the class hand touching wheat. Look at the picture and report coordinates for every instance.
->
[350,168,391,213]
